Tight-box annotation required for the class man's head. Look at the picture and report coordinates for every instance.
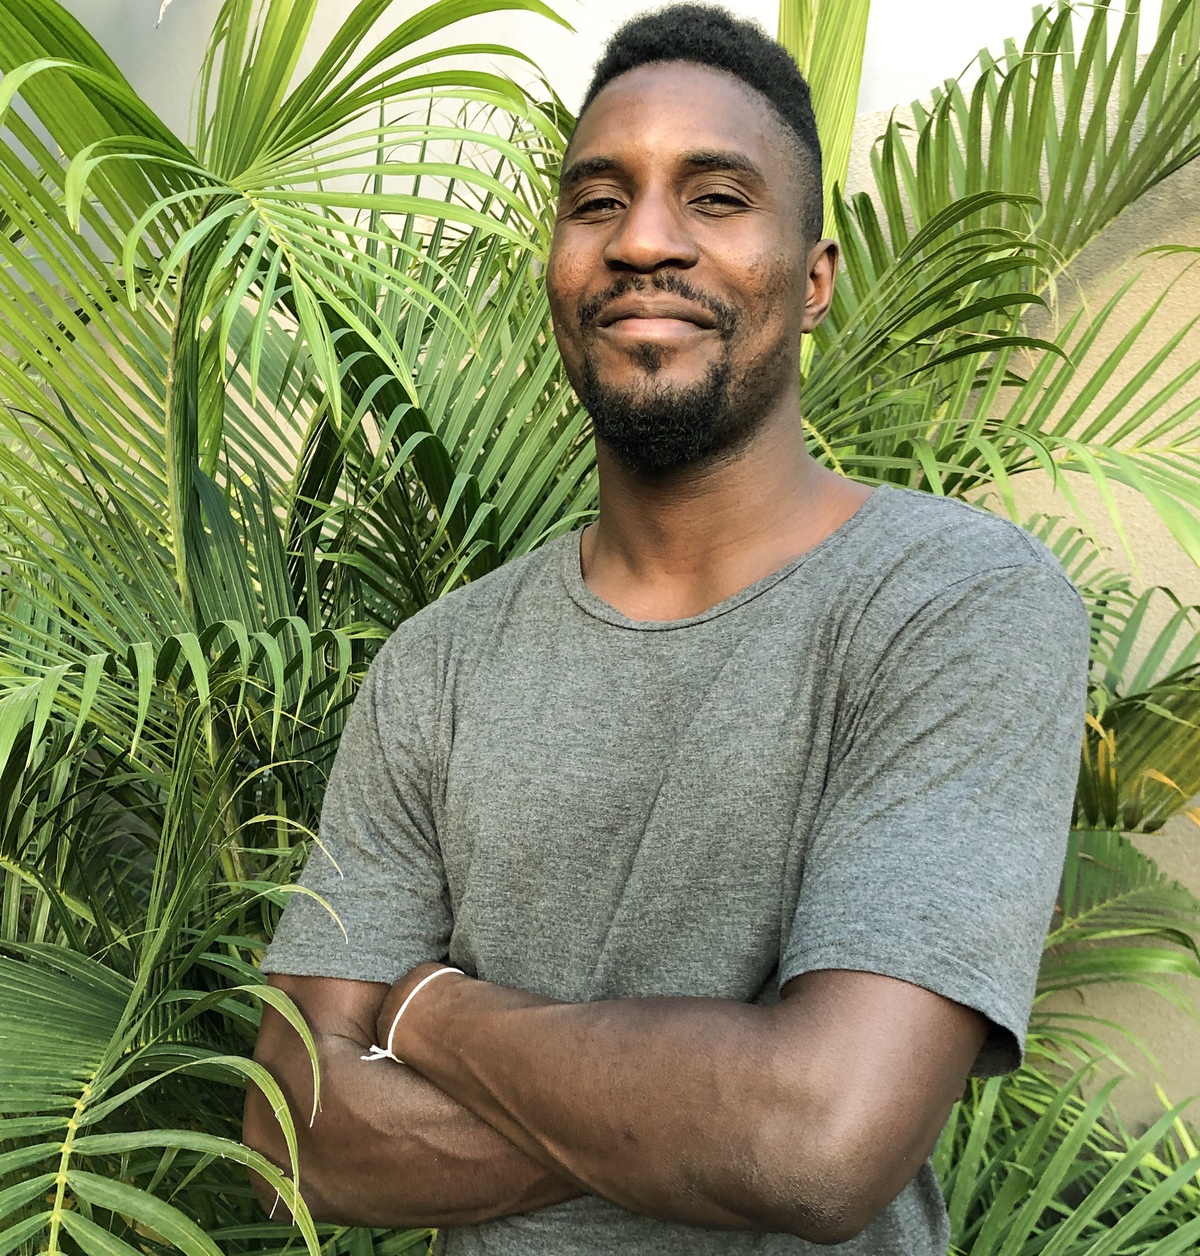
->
[547,4,835,477]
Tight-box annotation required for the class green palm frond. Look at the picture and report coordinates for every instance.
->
[777,0,872,235]
[1072,588,1200,832]
[1087,679,1200,833]
[0,940,319,1256]
[1039,829,1200,1010]
[1024,514,1139,655]
[1020,523,1200,1021]
[813,208,1200,559]
[0,2,576,1246]
[869,0,1200,276]
[990,535,1200,1067]
[807,1,1200,566]
[1024,518,1200,837]
[304,213,593,617]
[0,0,568,626]
[0,0,582,750]
[805,190,1062,476]
[936,1065,1200,1255]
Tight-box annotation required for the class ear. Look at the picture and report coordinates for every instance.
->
[801,239,839,334]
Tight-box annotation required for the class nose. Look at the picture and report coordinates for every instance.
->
[601,187,700,274]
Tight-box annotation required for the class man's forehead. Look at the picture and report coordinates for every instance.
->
[566,61,790,170]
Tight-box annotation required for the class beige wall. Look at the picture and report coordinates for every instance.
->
[1027,169,1200,1128]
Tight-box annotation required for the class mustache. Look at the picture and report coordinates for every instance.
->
[577,273,739,338]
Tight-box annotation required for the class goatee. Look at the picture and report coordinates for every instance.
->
[576,273,766,475]
[579,354,743,475]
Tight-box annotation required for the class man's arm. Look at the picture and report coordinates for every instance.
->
[382,963,987,1244]
[242,972,583,1228]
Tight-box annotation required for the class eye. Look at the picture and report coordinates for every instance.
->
[693,191,749,212]
[571,195,623,217]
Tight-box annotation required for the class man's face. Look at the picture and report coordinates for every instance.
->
[547,61,828,475]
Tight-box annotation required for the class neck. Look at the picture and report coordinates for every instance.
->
[580,399,872,622]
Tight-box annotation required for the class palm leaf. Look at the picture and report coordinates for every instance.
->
[807,2,1200,564]
[1039,830,1200,1008]
[870,1,1200,272]
[0,944,320,1256]
[777,0,873,234]
[937,1066,1200,1255]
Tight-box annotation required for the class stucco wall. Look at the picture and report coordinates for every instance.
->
[1023,174,1200,1127]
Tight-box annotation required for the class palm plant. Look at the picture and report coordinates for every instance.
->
[1,0,1200,1254]
[935,1064,1200,1254]
[0,0,579,1252]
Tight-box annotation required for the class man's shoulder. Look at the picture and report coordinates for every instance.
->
[858,486,1080,597]
[815,488,1087,663]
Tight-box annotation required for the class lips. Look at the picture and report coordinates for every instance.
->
[595,298,719,331]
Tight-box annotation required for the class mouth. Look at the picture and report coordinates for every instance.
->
[595,299,719,341]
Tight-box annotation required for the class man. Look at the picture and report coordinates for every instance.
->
[244,6,1089,1254]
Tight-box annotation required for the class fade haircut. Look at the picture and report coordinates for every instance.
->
[577,4,824,242]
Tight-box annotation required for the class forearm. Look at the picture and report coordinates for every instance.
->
[245,1021,581,1228]
[390,975,838,1237]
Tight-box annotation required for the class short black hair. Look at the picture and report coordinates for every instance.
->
[577,4,824,241]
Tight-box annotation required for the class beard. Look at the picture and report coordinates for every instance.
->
[574,274,786,476]
[579,352,741,475]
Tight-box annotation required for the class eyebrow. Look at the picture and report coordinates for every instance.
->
[680,150,765,181]
[559,155,621,193]
[559,149,767,193]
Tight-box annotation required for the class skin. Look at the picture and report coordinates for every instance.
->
[244,974,578,1228]
[244,62,989,1242]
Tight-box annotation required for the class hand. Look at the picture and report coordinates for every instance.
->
[247,971,585,1228]
[375,961,471,1059]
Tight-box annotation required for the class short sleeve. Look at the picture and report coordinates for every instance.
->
[779,558,1089,1076]
[262,624,452,984]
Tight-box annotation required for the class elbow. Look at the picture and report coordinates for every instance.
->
[769,1170,880,1247]
[793,1205,875,1248]
[752,1105,894,1245]
[793,1140,884,1246]
[761,1162,885,1245]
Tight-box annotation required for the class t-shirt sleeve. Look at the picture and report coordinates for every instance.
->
[261,624,452,984]
[778,556,1089,1076]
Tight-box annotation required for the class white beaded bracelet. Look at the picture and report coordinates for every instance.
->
[361,966,464,1064]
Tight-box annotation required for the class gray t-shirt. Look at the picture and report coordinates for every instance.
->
[264,485,1090,1256]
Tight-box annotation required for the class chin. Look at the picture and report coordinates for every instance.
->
[590,357,721,402]
[603,333,721,375]
[579,352,751,476]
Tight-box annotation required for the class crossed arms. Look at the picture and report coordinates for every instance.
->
[243,962,986,1244]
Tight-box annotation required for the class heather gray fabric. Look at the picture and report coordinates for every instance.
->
[264,485,1090,1256]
